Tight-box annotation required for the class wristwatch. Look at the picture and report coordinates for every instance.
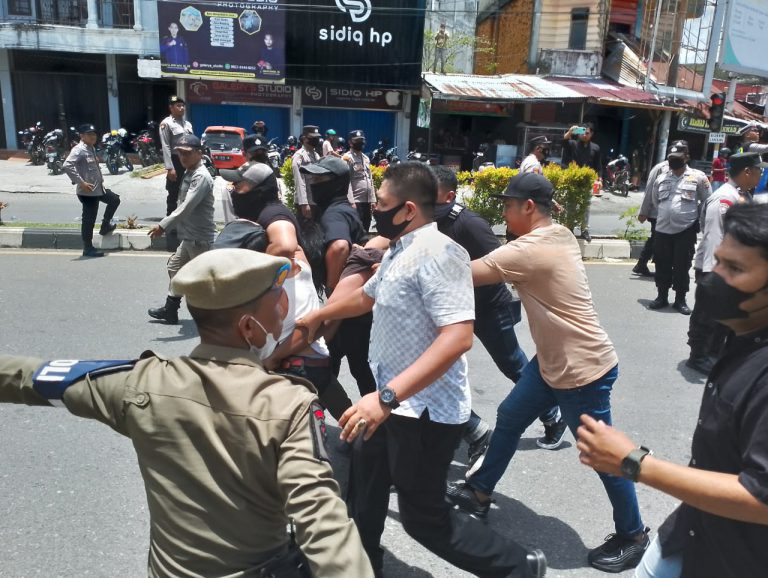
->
[378,387,400,410]
[620,446,652,482]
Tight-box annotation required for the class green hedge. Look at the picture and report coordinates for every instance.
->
[280,157,296,209]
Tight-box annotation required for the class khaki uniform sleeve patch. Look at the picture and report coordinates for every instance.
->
[309,402,331,463]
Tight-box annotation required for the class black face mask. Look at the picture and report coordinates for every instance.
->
[231,174,279,222]
[373,203,410,240]
[697,271,767,321]
[540,147,550,159]
[307,137,320,147]
[351,140,365,151]
[310,176,349,209]
[668,157,686,171]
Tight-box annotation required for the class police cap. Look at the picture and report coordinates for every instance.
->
[302,125,321,138]
[729,152,768,174]
[169,95,186,105]
[78,124,97,134]
[529,135,552,147]
[174,134,202,151]
[348,130,366,141]
[172,248,290,310]
[242,134,268,153]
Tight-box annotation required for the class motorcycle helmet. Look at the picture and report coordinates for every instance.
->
[287,135,297,146]
[719,147,732,159]
[117,128,127,138]
[252,120,268,136]
[111,129,118,137]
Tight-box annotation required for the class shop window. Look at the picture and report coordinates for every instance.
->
[8,0,33,16]
[569,8,589,50]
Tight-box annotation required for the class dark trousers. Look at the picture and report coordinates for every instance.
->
[654,224,698,294]
[283,361,352,421]
[347,411,532,577]
[638,218,657,264]
[356,202,373,232]
[688,270,732,359]
[165,154,185,215]
[77,190,120,249]
[329,314,377,397]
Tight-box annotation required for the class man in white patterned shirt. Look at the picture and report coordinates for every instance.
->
[299,163,545,578]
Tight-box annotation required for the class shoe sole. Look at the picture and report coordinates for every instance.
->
[589,552,644,573]
[465,454,485,479]
[536,437,565,450]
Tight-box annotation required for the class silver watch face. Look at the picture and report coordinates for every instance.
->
[380,388,395,404]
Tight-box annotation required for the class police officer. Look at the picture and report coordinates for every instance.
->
[243,133,270,165]
[148,135,216,324]
[737,122,768,155]
[292,125,322,220]
[519,136,551,174]
[647,143,712,314]
[342,130,376,231]
[0,249,374,578]
[159,95,193,219]
[63,123,121,258]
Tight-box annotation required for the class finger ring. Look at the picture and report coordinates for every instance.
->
[355,419,367,430]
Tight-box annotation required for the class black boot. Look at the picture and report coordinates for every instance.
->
[148,296,181,324]
[632,260,654,277]
[673,292,691,315]
[648,290,669,310]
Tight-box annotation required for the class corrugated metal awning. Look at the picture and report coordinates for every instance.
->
[423,72,584,102]
[545,76,687,112]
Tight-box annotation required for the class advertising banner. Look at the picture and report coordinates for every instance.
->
[284,0,427,89]
[157,0,286,82]
[678,114,745,135]
[720,0,768,78]
[300,86,403,110]
[186,80,294,105]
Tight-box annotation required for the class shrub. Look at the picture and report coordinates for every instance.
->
[616,206,649,241]
[280,156,295,209]
[370,165,386,191]
[463,167,516,224]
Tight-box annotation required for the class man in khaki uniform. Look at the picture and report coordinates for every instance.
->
[292,125,322,220]
[342,129,376,231]
[0,249,373,578]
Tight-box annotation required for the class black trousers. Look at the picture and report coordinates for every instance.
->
[356,202,372,232]
[165,154,185,215]
[654,224,698,294]
[347,411,532,578]
[688,270,732,358]
[638,218,657,264]
[77,190,120,249]
[329,314,377,397]
[282,361,352,421]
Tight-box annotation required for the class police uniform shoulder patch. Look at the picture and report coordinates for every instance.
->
[33,359,136,400]
[308,402,331,463]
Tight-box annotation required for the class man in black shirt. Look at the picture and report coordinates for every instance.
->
[220,161,300,260]
[562,122,602,243]
[432,167,565,464]
[577,202,768,578]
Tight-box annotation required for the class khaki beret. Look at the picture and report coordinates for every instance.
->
[171,248,290,310]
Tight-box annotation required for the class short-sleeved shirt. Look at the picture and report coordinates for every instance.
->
[435,202,516,315]
[320,199,365,247]
[711,157,727,182]
[257,201,300,233]
[159,163,215,242]
[694,181,743,272]
[658,327,768,577]
[363,223,474,424]
[159,114,193,169]
[652,167,711,234]
[519,153,543,174]
[639,161,669,219]
[482,223,617,389]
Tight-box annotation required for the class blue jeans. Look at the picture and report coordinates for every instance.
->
[469,357,644,537]
[467,302,558,435]
[634,536,682,578]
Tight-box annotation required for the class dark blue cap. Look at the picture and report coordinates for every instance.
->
[174,134,202,150]
[78,124,97,134]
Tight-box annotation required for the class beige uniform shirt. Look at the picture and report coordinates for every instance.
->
[0,346,373,578]
[159,115,193,169]
[343,150,376,204]
[482,224,618,389]
[292,147,320,206]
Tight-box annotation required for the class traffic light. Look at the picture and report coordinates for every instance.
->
[709,92,726,132]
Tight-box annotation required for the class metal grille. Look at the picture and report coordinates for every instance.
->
[99,0,134,29]
[36,0,87,26]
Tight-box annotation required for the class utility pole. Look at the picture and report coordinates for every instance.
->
[656,0,689,164]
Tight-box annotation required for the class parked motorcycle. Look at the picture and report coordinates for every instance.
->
[280,136,298,166]
[102,129,134,175]
[18,121,46,166]
[605,153,631,196]
[375,146,400,168]
[132,122,161,167]
[42,128,69,175]
[267,137,282,177]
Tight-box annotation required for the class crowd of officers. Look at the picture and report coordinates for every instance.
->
[7,98,767,578]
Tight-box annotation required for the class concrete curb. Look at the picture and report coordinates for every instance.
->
[0,227,633,259]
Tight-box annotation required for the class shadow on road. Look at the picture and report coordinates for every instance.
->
[676,359,707,384]
[151,319,199,342]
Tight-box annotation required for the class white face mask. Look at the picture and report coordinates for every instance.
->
[245,316,279,361]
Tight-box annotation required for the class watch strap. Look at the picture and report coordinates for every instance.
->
[624,446,652,482]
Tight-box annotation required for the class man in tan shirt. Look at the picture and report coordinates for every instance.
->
[446,172,649,574]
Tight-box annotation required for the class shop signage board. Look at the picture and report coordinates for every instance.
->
[157,0,286,82]
[720,0,768,78]
[301,86,404,110]
[678,114,744,135]
[186,80,294,105]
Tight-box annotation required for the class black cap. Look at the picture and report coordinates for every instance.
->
[302,125,321,138]
[220,161,274,185]
[667,143,688,158]
[529,135,552,147]
[348,129,365,141]
[78,124,97,134]
[299,156,351,178]
[169,95,185,105]
[174,134,202,151]
[729,152,768,173]
[242,134,268,153]
[493,173,554,207]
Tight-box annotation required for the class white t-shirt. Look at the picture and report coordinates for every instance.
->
[280,260,329,358]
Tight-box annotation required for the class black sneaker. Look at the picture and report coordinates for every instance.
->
[588,527,650,573]
[686,355,715,375]
[536,416,567,450]
[82,247,105,258]
[446,481,493,519]
[527,549,547,578]
[467,429,492,468]
[99,222,117,236]
[632,264,654,278]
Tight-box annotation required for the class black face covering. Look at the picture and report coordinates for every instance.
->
[668,156,686,171]
[307,137,320,147]
[310,175,350,209]
[351,140,366,151]
[540,147,550,160]
[231,173,279,222]
[373,203,410,239]
[697,271,767,321]
[433,201,455,222]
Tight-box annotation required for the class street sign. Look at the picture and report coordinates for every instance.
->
[709,132,726,144]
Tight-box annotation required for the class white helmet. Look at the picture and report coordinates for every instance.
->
[117,128,127,138]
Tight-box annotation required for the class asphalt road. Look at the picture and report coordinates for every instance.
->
[0,250,703,578]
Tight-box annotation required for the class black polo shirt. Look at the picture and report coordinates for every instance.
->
[435,202,516,314]
[658,326,768,577]
[320,198,365,247]
[562,139,603,178]
[257,201,300,233]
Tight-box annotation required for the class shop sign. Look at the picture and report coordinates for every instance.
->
[186,80,294,105]
[157,0,286,82]
[301,86,404,110]
[431,99,511,117]
[678,114,744,135]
